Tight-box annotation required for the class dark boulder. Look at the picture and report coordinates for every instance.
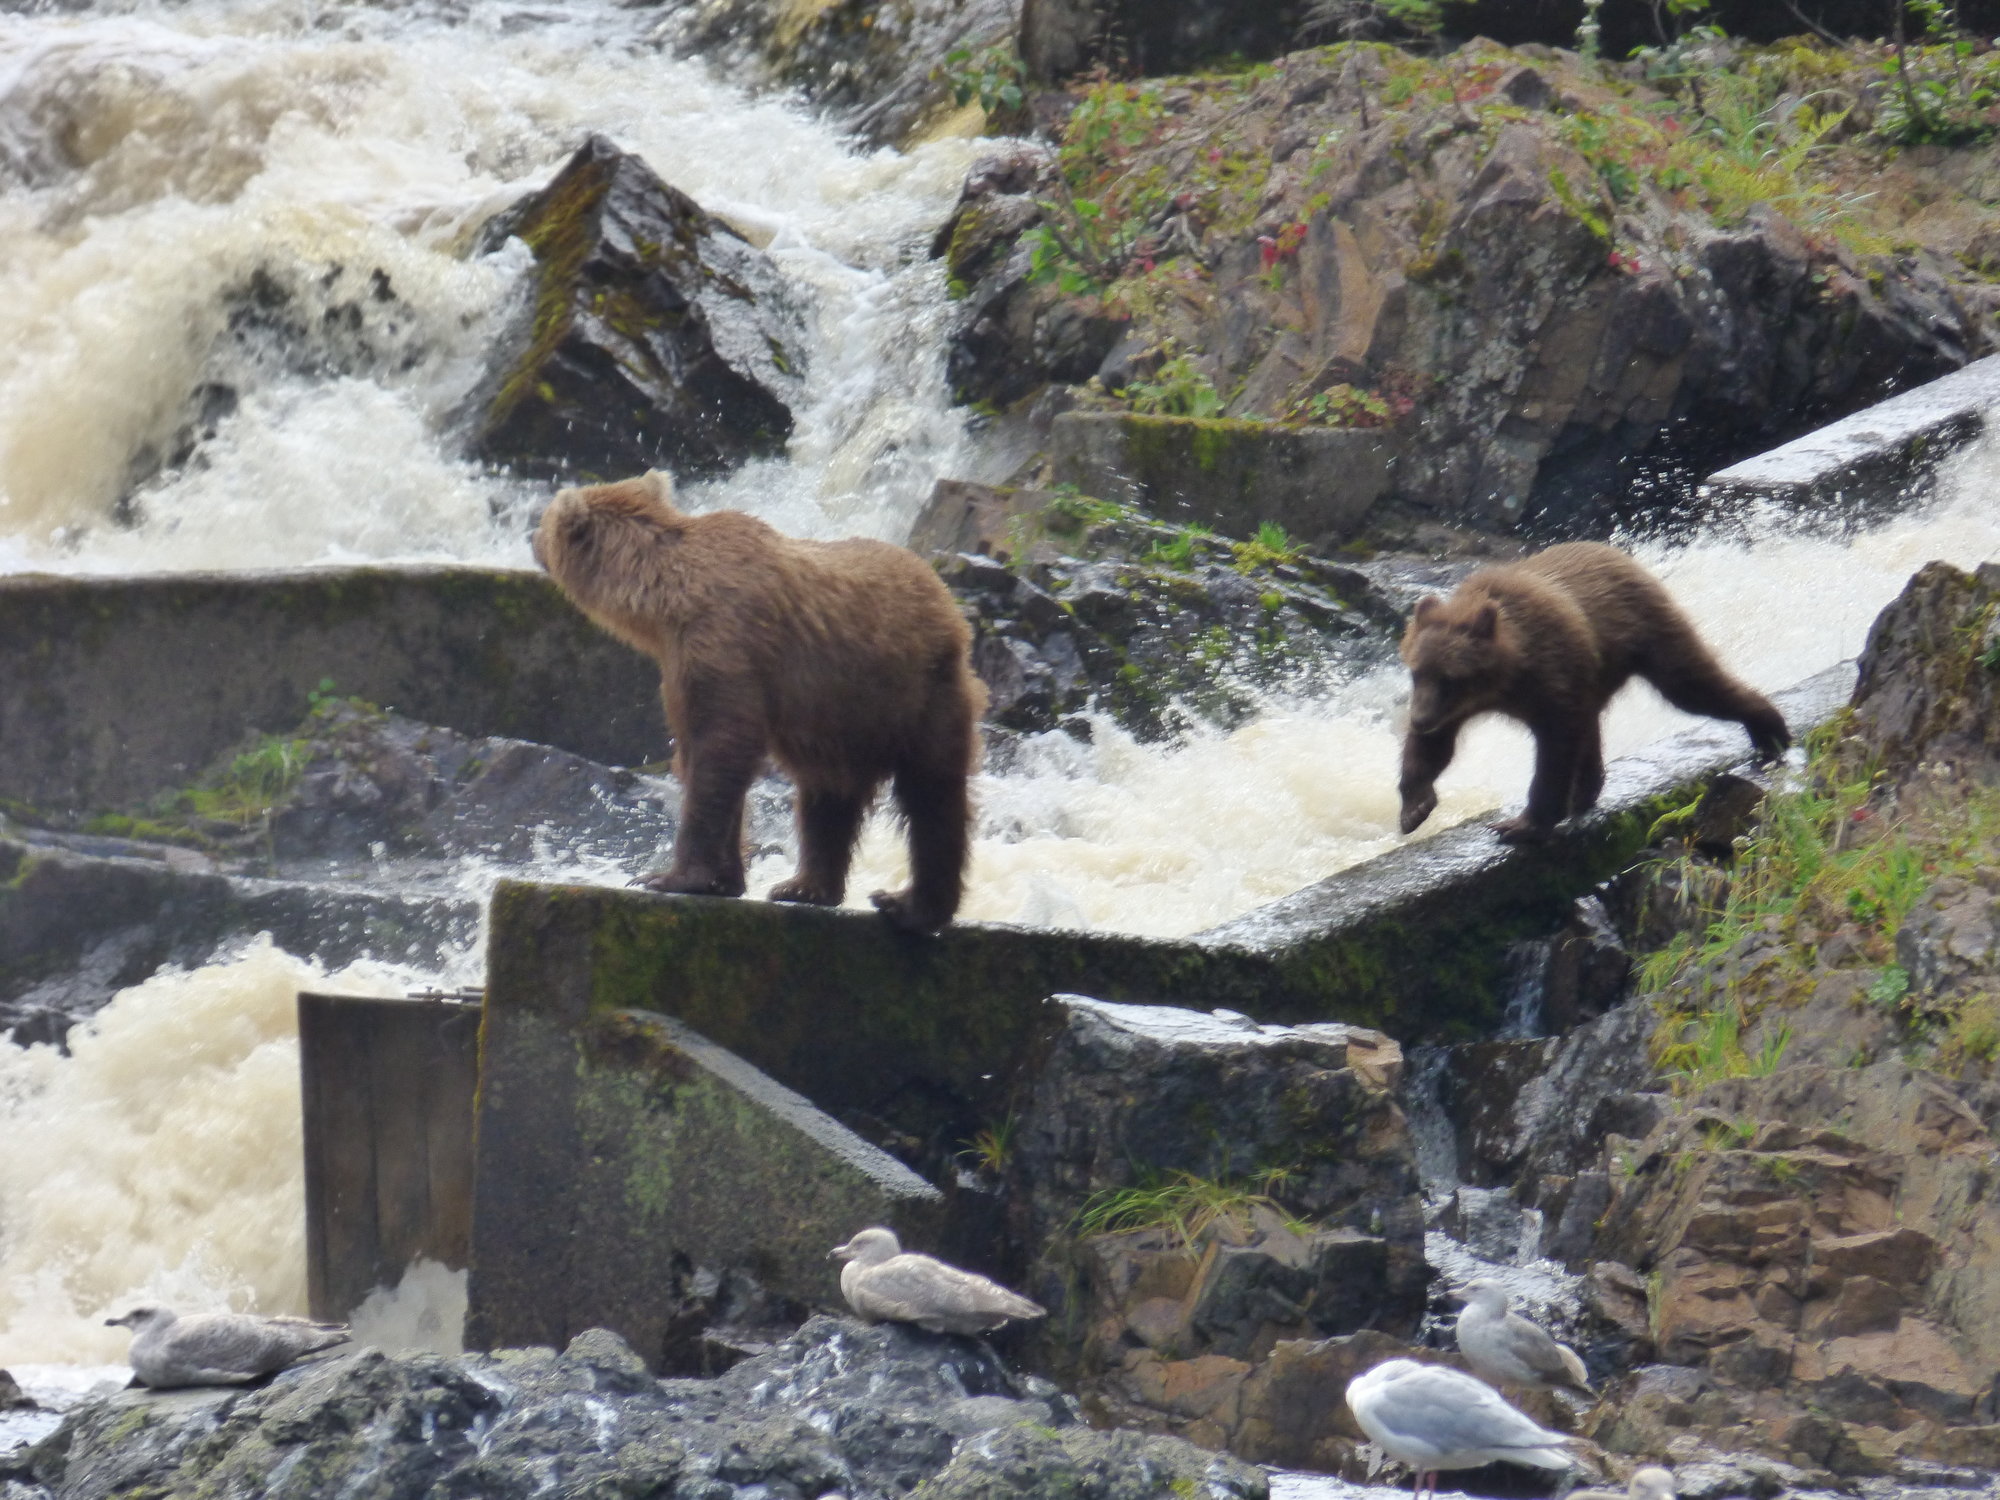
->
[463,134,805,484]
[17,1319,1266,1500]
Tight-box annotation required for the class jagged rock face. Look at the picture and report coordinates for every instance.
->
[1020,0,1301,85]
[1848,560,2000,779]
[1013,997,1425,1454]
[464,134,805,484]
[937,44,1997,535]
[11,1320,1266,1500]
[922,483,1405,739]
[1533,561,2000,1477]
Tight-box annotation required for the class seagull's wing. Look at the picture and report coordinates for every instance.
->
[1500,1313,1590,1390]
[851,1255,1044,1325]
[1366,1366,1576,1466]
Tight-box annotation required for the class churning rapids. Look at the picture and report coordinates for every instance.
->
[2,0,2000,1436]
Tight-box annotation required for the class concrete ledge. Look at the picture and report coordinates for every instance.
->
[1049,411,1395,547]
[1195,663,1858,978]
[0,567,663,813]
[0,835,478,1020]
[1704,353,2000,509]
[465,991,944,1364]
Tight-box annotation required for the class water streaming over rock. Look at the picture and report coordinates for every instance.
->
[3,0,2000,1433]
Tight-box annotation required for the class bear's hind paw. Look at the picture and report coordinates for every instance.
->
[870,888,949,936]
[1488,815,1556,845]
[635,868,746,898]
[769,877,841,906]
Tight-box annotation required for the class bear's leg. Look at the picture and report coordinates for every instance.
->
[1568,718,1605,816]
[769,787,870,906]
[1638,637,1791,759]
[638,727,760,897]
[871,766,971,935]
[1492,720,1585,843]
[1398,724,1462,835]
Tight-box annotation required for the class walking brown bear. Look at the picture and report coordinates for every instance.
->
[533,470,986,934]
[1397,541,1790,843]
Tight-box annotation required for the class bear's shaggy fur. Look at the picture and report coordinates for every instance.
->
[533,470,986,933]
[1398,541,1790,843]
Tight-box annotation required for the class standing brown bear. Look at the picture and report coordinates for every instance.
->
[1397,541,1790,843]
[533,470,986,934]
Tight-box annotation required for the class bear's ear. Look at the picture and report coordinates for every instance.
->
[1412,595,1443,626]
[1467,601,1499,639]
[642,469,676,505]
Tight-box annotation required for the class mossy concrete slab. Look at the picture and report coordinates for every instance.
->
[1049,410,1395,549]
[1197,662,1861,1002]
[0,566,662,814]
[464,982,944,1366]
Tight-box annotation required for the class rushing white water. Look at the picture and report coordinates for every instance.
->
[3,0,2000,1385]
[0,939,412,1365]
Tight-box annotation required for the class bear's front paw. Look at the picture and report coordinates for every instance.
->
[1398,789,1437,835]
[769,877,841,906]
[870,888,948,936]
[1488,815,1555,845]
[635,868,746,898]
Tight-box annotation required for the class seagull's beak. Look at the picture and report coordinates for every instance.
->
[828,1244,850,1261]
[103,1316,122,1327]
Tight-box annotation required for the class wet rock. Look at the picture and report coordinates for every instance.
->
[1015,994,1425,1454]
[25,1317,1261,1500]
[937,494,1403,738]
[463,134,805,484]
[1048,411,1397,554]
[1849,560,2000,778]
[663,0,1017,148]
[0,1370,30,1411]
[907,478,1050,560]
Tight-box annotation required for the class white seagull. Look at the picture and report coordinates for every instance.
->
[829,1227,1045,1336]
[105,1306,350,1389]
[1455,1279,1596,1400]
[1346,1357,1580,1497]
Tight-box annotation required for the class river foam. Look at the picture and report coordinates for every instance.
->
[0,940,408,1365]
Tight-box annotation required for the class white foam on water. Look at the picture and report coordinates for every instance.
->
[347,1257,467,1357]
[838,457,2000,937]
[0,0,982,571]
[0,937,411,1366]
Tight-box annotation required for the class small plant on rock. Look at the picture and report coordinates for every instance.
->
[1075,1165,1304,1248]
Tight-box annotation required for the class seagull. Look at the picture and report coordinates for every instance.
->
[1346,1357,1580,1498]
[105,1306,350,1389]
[1567,1468,1677,1500]
[1455,1279,1596,1400]
[828,1227,1045,1336]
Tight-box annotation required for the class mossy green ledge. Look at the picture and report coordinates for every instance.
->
[0,566,662,815]
[1048,410,1397,553]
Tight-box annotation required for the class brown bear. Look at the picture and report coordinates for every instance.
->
[532,470,986,934]
[1397,541,1790,843]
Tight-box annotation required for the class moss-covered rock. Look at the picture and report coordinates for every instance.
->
[940,40,2000,535]
[464,134,805,484]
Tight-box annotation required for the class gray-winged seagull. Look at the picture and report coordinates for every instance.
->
[1455,1279,1596,1399]
[829,1227,1045,1336]
[105,1306,350,1389]
[1346,1357,1579,1497]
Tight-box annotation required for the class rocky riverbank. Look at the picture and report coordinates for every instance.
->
[0,1318,1265,1500]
